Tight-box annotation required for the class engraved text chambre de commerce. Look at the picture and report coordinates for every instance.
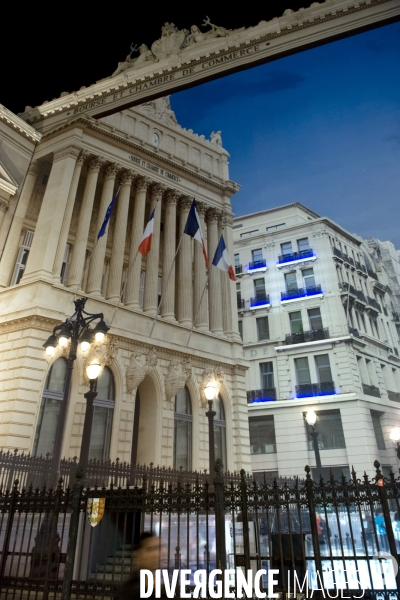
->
[72,45,262,115]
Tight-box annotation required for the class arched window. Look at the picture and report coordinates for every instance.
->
[174,386,192,470]
[90,367,115,461]
[33,358,67,457]
[214,395,227,470]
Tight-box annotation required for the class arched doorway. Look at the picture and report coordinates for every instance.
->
[131,374,159,466]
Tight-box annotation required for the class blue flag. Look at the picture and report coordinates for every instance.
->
[97,189,119,239]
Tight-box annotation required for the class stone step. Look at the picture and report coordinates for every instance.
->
[106,556,132,566]
[90,572,125,582]
[113,549,134,558]
[94,563,131,574]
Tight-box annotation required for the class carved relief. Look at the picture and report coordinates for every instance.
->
[126,347,158,393]
[164,358,191,401]
[135,176,151,193]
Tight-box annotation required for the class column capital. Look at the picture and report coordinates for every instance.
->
[205,207,221,224]
[53,145,81,163]
[164,189,180,205]
[0,199,9,213]
[87,156,105,173]
[149,182,166,202]
[196,201,209,217]
[103,163,119,179]
[222,211,234,228]
[134,176,151,193]
[27,161,39,176]
[178,196,192,212]
[77,149,90,165]
[119,169,135,186]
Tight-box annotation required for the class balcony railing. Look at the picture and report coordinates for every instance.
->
[278,248,314,264]
[247,259,267,271]
[367,269,378,281]
[237,297,245,309]
[348,326,361,338]
[355,261,367,274]
[295,381,335,398]
[235,264,243,275]
[388,390,400,403]
[281,284,322,301]
[362,383,381,398]
[247,388,276,403]
[332,247,343,260]
[374,281,386,294]
[339,282,366,303]
[367,296,381,312]
[249,294,270,308]
[343,254,355,267]
[285,328,330,345]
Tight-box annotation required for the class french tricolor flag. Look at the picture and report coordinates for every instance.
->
[138,208,155,256]
[212,235,236,281]
[184,199,209,268]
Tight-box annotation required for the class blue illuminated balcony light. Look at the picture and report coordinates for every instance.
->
[249,295,270,308]
[295,382,335,398]
[247,388,276,403]
[281,285,322,301]
[278,248,314,264]
[247,259,267,272]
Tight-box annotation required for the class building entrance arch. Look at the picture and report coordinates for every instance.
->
[131,374,160,467]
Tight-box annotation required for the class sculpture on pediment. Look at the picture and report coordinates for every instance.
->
[126,347,158,393]
[138,96,178,126]
[112,43,157,78]
[111,18,235,78]
[164,358,192,401]
[210,131,222,146]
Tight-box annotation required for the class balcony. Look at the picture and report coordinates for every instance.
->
[285,328,330,345]
[367,269,378,281]
[237,297,245,309]
[366,296,381,313]
[388,390,400,403]
[281,284,322,301]
[235,264,243,276]
[362,383,381,398]
[348,326,362,338]
[392,312,400,323]
[355,261,367,274]
[247,388,276,403]
[249,294,270,308]
[374,281,386,294]
[295,381,335,398]
[339,282,366,304]
[278,248,314,265]
[247,259,267,273]
[343,254,355,267]
[332,247,343,260]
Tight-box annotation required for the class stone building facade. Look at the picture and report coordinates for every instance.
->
[233,203,400,478]
[0,98,251,473]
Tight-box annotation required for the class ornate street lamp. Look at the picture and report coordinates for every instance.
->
[390,427,400,459]
[204,381,218,478]
[43,298,109,485]
[305,409,323,479]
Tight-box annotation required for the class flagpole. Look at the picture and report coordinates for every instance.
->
[149,230,185,338]
[186,272,210,347]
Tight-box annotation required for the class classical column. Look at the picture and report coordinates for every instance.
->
[220,210,239,340]
[194,202,209,331]
[124,177,150,308]
[161,190,178,321]
[0,161,39,288]
[206,208,223,334]
[0,197,9,233]
[143,183,164,316]
[67,156,103,290]
[53,150,87,282]
[86,163,118,296]
[177,197,193,327]
[22,147,82,284]
[106,170,134,302]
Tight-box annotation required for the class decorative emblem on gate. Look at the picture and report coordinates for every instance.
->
[87,498,106,527]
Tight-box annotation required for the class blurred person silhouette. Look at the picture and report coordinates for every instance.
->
[119,531,166,600]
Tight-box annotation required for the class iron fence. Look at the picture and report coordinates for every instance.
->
[0,460,399,599]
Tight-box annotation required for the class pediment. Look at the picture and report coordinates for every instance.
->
[0,161,18,196]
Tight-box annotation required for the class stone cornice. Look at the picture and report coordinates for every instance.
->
[19,0,399,125]
[0,104,42,143]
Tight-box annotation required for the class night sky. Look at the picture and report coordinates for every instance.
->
[2,5,399,246]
